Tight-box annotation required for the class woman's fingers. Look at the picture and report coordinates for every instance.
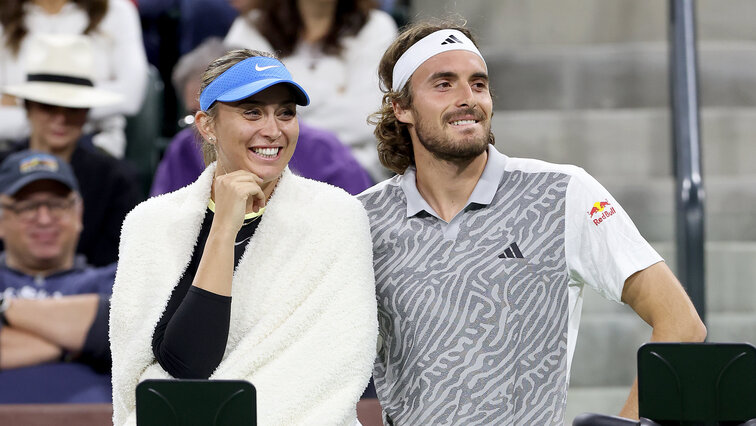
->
[213,171,267,230]
[247,181,266,212]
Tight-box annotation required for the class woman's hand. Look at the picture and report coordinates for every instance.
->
[212,170,266,233]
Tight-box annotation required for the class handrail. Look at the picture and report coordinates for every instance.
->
[668,0,706,323]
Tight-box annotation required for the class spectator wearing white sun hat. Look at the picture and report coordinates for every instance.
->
[0,33,141,267]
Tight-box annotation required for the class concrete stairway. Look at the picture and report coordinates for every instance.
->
[408,0,756,423]
[491,111,756,242]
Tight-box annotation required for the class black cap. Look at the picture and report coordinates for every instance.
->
[0,150,79,196]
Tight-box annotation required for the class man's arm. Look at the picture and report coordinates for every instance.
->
[618,261,707,419]
[4,294,100,352]
[0,326,62,369]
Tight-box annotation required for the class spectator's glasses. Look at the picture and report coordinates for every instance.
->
[1,196,77,223]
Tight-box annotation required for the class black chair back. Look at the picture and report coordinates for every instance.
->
[638,342,756,425]
[136,379,256,426]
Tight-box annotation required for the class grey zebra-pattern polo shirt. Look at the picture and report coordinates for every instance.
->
[358,146,661,425]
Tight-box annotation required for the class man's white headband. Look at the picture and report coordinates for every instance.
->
[392,29,486,92]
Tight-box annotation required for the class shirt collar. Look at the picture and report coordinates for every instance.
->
[400,145,508,218]
[399,167,431,218]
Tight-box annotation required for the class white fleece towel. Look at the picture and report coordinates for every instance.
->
[109,165,378,425]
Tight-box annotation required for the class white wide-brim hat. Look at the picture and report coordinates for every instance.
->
[2,34,122,109]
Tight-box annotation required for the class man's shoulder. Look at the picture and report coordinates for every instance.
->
[357,176,403,205]
[503,156,585,179]
[357,175,401,197]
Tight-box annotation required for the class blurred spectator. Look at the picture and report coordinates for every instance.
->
[138,0,239,137]
[1,34,141,266]
[227,0,259,14]
[0,0,148,158]
[150,38,373,196]
[178,0,238,55]
[0,150,115,403]
[225,0,398,181]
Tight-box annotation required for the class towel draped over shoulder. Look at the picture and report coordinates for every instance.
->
[110,165,378,425]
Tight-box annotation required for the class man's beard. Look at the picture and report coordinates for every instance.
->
[414,107,490,163]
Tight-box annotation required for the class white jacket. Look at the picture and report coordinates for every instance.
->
[110,165,377,425]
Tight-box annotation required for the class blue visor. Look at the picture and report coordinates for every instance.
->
[199,56,310,111]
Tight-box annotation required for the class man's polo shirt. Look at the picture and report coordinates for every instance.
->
[358,145,662,425]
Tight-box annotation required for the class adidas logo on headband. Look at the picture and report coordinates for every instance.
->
[392,29,487,92]
[441,34,463,45]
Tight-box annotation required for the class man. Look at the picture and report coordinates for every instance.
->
[1,34,141,267]
[358,22,707,424]
[0,150,115,403]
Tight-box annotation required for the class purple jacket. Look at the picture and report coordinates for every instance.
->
[150,122,374,196]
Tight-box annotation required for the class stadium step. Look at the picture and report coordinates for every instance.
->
[599,176,756,242]
[581,242,756,315]
[491,108,756,177]
[572,306,756,387]
[481,42,756,110]
[413,0,756,47]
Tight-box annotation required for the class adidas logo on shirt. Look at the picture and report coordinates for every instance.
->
[441,34,463,45]
[498,242,524,259]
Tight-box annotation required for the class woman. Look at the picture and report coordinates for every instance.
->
[225,0,397,181]
[109,49,377,425]
[149,37,373,197]
[0,0,148,157]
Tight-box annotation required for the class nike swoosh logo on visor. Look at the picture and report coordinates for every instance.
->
[255,64,279,71]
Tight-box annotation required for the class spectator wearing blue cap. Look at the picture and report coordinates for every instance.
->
[0,150,115,403]
[110,49,377,425]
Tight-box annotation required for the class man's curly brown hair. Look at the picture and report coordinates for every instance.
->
[369,20,494,175]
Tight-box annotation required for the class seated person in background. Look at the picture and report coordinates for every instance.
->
[0,0,148,158]
[1,34,142,267]
[138,0,238,125]
[0,150,115,403]
[151,37,373,196]
[225,0,398,182]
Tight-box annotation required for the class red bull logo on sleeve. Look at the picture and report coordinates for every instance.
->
[587,199,616,226]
